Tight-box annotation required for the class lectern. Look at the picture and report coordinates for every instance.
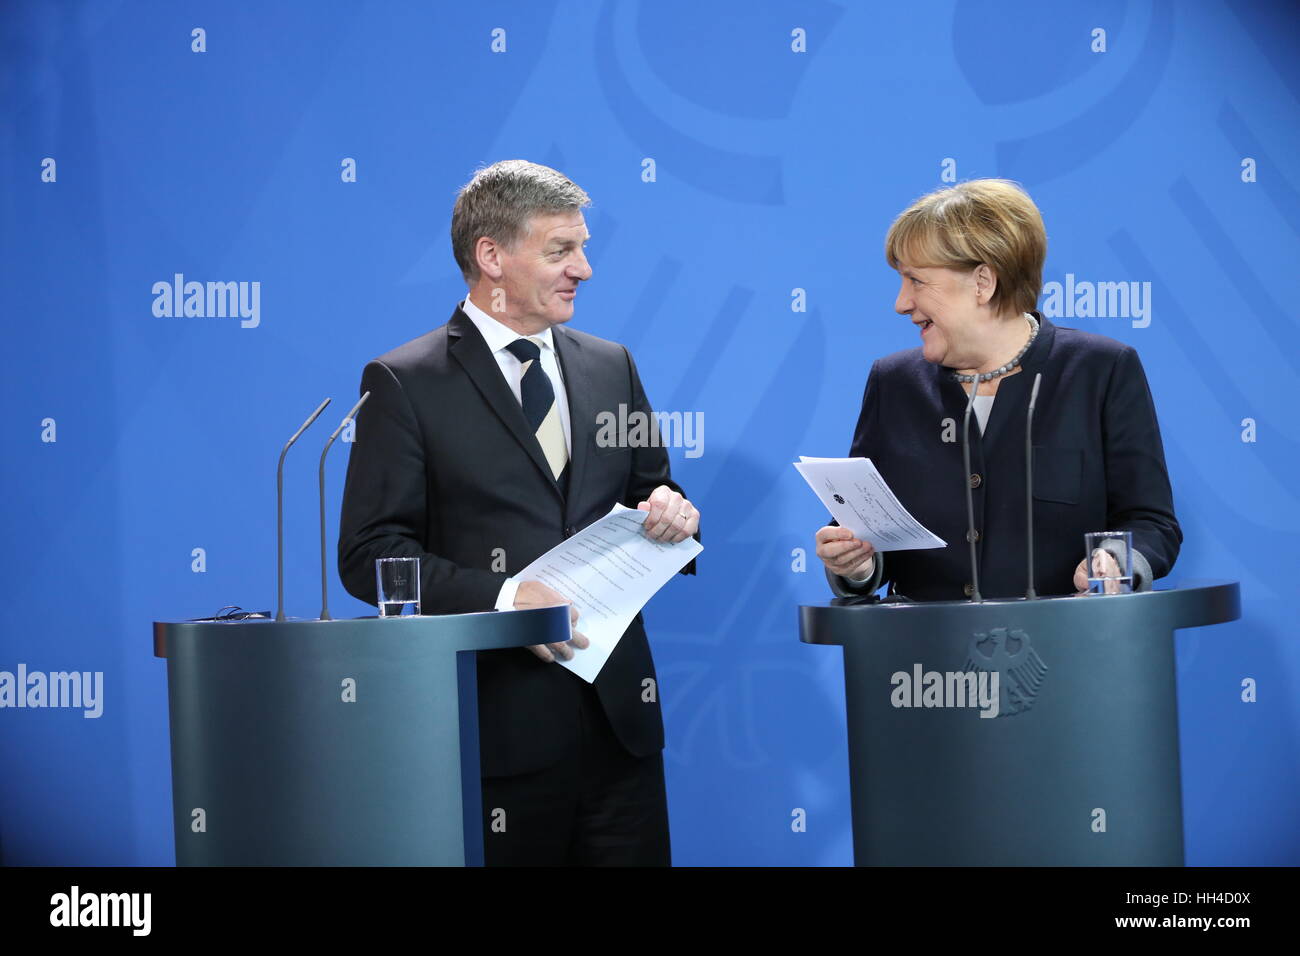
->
[154,606,570,866]
[800,581,1240,865]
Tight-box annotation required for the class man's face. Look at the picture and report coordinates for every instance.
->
[496,210,592,332]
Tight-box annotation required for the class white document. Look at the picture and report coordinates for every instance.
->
[794,456,947,551]
[509,504,702,683]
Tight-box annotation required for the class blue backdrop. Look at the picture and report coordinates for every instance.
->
[3,0,1298,866]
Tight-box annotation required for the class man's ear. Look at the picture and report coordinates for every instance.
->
[973,263,998,305]
[475,236,505,282]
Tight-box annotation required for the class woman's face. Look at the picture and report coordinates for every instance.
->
[894,260,985,368]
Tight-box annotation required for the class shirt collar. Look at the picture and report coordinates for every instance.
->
[460,296,557,355]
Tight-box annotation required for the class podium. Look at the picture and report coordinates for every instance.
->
[153,606,570,866]
[800,581,1240,866]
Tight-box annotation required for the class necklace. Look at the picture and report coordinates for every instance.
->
[952,313,1039,384]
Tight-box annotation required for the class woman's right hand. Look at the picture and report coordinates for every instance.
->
[816,525,877,581]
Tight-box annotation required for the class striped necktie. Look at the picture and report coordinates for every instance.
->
[505,337,568,481]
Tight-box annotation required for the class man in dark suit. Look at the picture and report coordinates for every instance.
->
[336,160,697,866]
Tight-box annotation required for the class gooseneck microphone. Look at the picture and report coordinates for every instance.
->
[961,378,983,603]
[318,391,370,621]
[1025,373,1043,600]
[276,398,332,622]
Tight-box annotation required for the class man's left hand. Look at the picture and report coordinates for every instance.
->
[637,485,698,543]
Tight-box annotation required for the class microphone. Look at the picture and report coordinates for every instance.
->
[276,398,331,622]
[318,391,371,621]
[961,378,982,603]
[1025,373,1043,600]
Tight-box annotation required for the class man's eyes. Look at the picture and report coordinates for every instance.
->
[549,244,588,258]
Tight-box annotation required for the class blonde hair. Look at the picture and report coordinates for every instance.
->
[885,179,1047,316]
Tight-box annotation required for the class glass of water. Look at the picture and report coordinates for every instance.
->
[376,557,421,616]
[1084,531,1133,595]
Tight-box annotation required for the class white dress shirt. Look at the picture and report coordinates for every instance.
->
[459,296,574,612]
[972,394,995,435]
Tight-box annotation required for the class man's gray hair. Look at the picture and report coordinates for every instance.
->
[451,160,591,282]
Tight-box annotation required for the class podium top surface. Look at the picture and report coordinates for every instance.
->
[153,604,572,659]
[800,579,1240,645]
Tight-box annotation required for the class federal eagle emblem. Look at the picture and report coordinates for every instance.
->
[961,627,1047,717]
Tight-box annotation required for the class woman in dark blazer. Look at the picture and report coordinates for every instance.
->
[817,180,1181,602]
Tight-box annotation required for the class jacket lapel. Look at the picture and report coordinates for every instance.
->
[553,326,592,517]
[448,308,565,504]
[934,361,975,448]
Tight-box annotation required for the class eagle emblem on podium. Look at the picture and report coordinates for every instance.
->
[962,627,1047,717]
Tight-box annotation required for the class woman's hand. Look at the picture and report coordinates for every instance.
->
[1073,548,1122,594]
[816,526,877,581]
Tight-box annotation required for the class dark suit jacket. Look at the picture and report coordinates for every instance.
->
[837,313,1181,602]
[337,306,694,776]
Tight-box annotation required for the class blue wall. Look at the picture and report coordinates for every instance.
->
[2,0,1297,865]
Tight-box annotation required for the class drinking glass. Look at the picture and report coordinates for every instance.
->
[376,557,421,616]
[1084,532,1133,595]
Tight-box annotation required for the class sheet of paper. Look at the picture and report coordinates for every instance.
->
[794,456,947,551]
[509,503,702,683]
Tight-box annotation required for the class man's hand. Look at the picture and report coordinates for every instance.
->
[636,485,699,543]
[1074,548,1122,594]
[816,525,876,581]
[513,580,590,663]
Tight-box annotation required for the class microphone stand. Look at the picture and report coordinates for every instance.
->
[962,378,982,603]
[276,398,331,622]
[1025,372,1043,600]
[318,392,370,621]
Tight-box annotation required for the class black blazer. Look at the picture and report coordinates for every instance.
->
[337,306,694,776]
[838,313,1181,602]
